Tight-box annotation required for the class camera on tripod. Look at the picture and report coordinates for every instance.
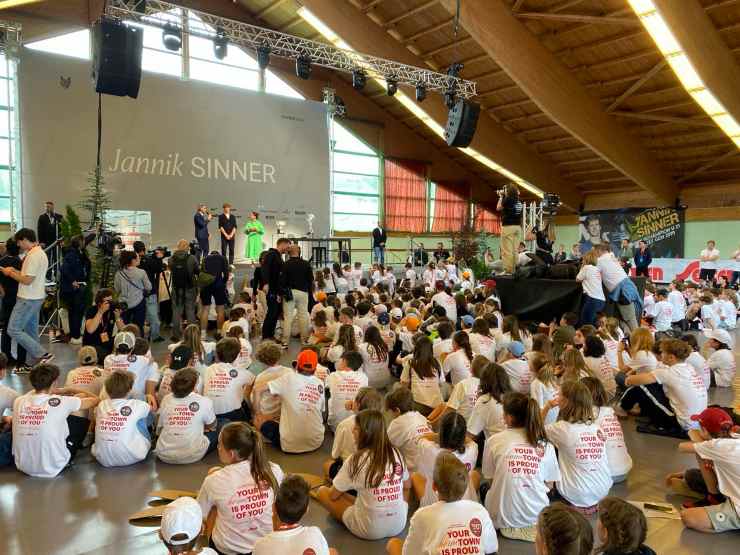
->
[148,246,172,258]
[97,230,123,257]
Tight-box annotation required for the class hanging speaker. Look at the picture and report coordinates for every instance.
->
[92,18,143,99]
[445,99,480,148]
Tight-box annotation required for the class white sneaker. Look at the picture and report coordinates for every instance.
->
[70,337,82,345]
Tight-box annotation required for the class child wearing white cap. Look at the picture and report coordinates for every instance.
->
[159,496,217,554]
[103,331,159,409]
[704,329,736,387]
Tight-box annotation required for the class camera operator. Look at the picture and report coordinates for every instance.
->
[496,183,523,274]
[527,217,556,266]
[113,250,152,332]
[83,288,124,360]
[60,236,91,345]
[133,241,165,343]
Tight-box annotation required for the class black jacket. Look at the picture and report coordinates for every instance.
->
[37,212,63,246]
[203,252,228,286]
[194,212,209,240]
[372,227,387,248]
[282,256,314,293]
[60,248,90,295]
[262,248,284,291]
[139,254,164,293]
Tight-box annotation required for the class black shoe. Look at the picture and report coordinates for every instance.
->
[152,336,165,343]
[38,353,55,365]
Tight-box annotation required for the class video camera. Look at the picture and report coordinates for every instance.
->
[96,230,123,257]
[148,246,172,258]
[188,240,200,258]
[109,300,128,312]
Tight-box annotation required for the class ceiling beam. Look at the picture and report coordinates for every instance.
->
[382,0,437,28]
[549,0,587,12]
[512,0,527,11]
[652,0,740,141]
[403,18,454,43]
[299,0,581,208]
[677,150,739,183]
[515,12,641,26]
[605,59,667,112]
[420,36,475,59]
[360,0,386,13]
[439,0,677,204]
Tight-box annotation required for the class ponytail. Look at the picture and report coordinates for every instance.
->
[220,422,277,493]
[453,331,474,362]
[503,392,548,447]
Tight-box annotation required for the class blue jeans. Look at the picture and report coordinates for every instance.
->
[373,246,385,265]
[580,295,605,326]
[8,298,45,359]
[0,430,12,467]
[145,295,160,339]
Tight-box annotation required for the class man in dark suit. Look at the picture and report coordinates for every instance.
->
[37,201,63,280]
[193,204,212,263]
[218,203,237,265]
[372,221,387,265]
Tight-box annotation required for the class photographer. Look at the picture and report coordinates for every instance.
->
[527,217,556,265]
[496,183,523,274]
[83,288,124,359]
[169,239,198,341]
[60,236,90,345]
[113,250,151,332]
[199,249,229,336]
[133,241,165,343]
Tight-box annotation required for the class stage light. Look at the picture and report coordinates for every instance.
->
[162,23,182,52]
[386,77,397,96]
[296,55,312,79]
[415,84,427,102]
[257,45,270,70]
[214,27,228,60]
[352,69,366,91]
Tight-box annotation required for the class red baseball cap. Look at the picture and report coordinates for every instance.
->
[483,279,497,289]
[296,350,318,373]
[691,407,733,435]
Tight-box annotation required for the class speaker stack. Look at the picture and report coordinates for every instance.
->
[444,99,481,148]
[92,18,144,99]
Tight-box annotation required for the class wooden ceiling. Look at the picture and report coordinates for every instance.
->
[4,0,740,208]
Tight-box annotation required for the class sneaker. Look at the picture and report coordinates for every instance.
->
[38,353,55,365]
[13,365,31,374]
[682,494,724,509]
[70,337,82,345]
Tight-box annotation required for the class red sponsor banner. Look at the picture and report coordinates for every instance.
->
[629,259,737,283]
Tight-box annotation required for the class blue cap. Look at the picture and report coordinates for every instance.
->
[377,312,390,325]
[461,315,475,327]
[507,341,525,358]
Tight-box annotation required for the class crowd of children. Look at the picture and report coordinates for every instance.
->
[0,256,739,555]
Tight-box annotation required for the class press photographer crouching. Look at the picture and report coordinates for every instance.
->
[113,250,152,332]
[133,241,166,343]
[83,288,125,360]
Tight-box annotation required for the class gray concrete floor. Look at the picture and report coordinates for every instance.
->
[1,332,739,554]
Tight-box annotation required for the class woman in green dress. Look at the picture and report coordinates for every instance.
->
[244,211,264,263]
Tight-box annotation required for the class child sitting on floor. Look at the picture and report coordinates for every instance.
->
[253,475,338,555]
[596,496,656,555]
[467,363,512,441]
[326,351,368,430]
[157,346,199,404]
[158,496,218,555]
[535,503,594,555]
[104,332,159,410]
[226,326,252,370]
[428,354,486,427]
[203,337,255,423]
[385,386,433,473]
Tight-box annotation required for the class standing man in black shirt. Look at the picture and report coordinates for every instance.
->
[281,244,314,346]
[372,222,387,265]
[199,250,229,337]
[496,184,523,274]
[218,203,237,265]
[261,237,290,341]
[37,201,63,279]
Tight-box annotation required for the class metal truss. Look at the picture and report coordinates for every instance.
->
[0,21,22,56]
[105,0,477,98]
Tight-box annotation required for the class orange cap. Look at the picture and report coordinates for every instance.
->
[405,316,420,331]
[296,349,318,372]
[315,291,327,302]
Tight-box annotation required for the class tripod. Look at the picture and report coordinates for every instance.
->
[39,237,64,338]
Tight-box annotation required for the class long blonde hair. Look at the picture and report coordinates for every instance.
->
[629,327,654,357]
[559,349,598,383]
[530,352,557,387]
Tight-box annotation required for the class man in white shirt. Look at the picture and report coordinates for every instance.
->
[594,244,642,332]
[431,281,457,323]
[699,240,720,283]
[2,228,52,370]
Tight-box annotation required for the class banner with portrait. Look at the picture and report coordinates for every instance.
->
[578,207,685,258]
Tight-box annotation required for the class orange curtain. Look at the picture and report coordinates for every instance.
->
[432,182,469,232]
[384,158,427,233]
[474,205,502,235]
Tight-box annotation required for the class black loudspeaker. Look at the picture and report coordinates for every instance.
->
[445,99,480,147]
[92,18,143,99]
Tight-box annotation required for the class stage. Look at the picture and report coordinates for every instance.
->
[495,276,647,324]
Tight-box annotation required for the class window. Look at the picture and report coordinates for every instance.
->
[0,54,19,224]
[25,29,91,60]
[265,69,304,99]
[331,120,380,232]
[430,182,469,232]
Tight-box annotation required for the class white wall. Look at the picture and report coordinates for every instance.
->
[19,49,330,253]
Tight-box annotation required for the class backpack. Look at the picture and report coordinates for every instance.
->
[170,254,193,290]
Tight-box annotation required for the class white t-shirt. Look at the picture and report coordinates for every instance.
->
[0,384,19,415]
[402,500,498,555]
[198,460,284,554]
[668,290,686,322]
[446,377,480,423]
[502,358,532,394]
[653,362,708,429]
[18,245,49,300]
[331,413,357,461]
[92,398,151,467]
[326,370,368,429]
[401,364,444,409]
[432,291,457,322]
[251,365,291,418]
[653,300,674,332]
[594,406,632,477]
[203,363,255,415]
[358,342,391,389]
[483,428,560,529]
[625,350,658,373]
[104,354,159,400]
[701,303,721,329]
[719,299,737,329]
[405,268,416,286]
[268,371,325,453]
[603,337,620,368]
[158,367,204,402]
[442,349,473,385]
[386,411,433,472]
[700,247,720,270]
[530,379,560,425]
[333,451,409,540]
[597,252,627,292]
[253,526,330,555]
[687,351,711,389]
[12,392,81,477]
[416,440,479,507]
[65,366,107,418]
[707,349,736,388]
[468,394,505,439]
[350,268,363,290]
[469,333,496,361]
[584,356,617,398]
[433,337,454,364]
[577,264,605,301]
[546,421,613,507]
[694,438,740,512]
[155,392,216,464]
[234,337,253,369]
[643,294,656,318]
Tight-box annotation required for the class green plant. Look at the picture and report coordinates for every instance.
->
[78,168,114,290]
[58,205,82,247]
